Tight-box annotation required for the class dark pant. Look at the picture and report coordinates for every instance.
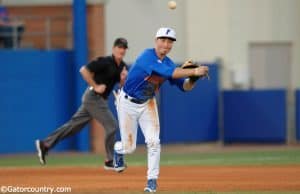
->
[0,25,25,48]
[43,88,118,161]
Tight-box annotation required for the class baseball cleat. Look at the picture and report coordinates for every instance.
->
[144,179,157,193]
[113,151,127,173]
[103,160,115,171]
[35,139,48,165]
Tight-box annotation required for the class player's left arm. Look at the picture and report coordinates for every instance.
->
[152,58,207,81]
[161,59,197,91]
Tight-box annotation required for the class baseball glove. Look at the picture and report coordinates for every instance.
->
[181,61,210,82]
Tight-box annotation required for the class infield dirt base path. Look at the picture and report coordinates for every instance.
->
[1,165,300,193]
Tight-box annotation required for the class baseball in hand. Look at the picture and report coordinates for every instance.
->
[168,1,177,10]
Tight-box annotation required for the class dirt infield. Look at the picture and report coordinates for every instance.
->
[1,165,300,193]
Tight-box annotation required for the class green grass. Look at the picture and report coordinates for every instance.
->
[0,149,300,167]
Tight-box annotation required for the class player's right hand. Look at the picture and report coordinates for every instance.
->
[194,66,209,77]
[112,89,120,111]
[94,84,106,94]
[120,67,128,86]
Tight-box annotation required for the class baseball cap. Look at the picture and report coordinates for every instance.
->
[155,27,176,41]
[114,38,128,48]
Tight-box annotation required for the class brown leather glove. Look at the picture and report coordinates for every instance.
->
[181,60,210,82]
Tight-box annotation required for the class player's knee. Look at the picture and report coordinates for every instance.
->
[147,140,161,154]
[114,141,136,154]
[146,139,160,149]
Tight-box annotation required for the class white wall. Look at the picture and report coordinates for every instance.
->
[228,0,300,89]
[104,0,186,63]
[185,0,300,88]
[185,0,231,87]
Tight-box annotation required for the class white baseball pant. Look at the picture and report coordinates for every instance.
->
[114,90,161,180]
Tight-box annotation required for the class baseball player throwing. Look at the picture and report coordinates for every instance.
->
[113,27,209,192]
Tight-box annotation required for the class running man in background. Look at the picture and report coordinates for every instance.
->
[113,27,209,192]
[35,38,128,172]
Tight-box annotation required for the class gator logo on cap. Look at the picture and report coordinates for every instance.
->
[166,29,171,35]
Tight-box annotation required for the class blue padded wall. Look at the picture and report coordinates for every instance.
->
[0,58,219,153]
[223,90,286,143]
[296,90,300,141]
[0,50,76,153]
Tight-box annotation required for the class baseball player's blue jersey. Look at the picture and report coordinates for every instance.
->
[123,48,185,101]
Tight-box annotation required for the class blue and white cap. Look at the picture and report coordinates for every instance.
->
[155,27,176,41]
